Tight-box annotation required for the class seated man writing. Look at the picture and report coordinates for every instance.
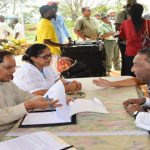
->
[0,50,62,138]
[93,48,150,131]
[13,44,81,96]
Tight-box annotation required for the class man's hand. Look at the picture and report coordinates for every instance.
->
[66,95,74,105]
[65,80,82,92]
[124,104,143,116]
[68,37,73,43]
[63,42,73,48]
[123,98,146,107]
[109,31,115,35]
[93,78,112,87]
[24,96,62,111]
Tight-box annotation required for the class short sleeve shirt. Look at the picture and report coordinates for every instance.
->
[36,18,61,55]
[74,16,99,39]
[13,63,60,93]
[99,22,116,40]
[119,19,150,56]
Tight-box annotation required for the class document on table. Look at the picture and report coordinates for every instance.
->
[68,98,108,117]
[21,111,71,126]
[0,131,73,150]
[20,80,108,127]
[44,80,70,121]
[20,80,73,127]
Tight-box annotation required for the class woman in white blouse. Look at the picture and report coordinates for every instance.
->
[13,44,81,95]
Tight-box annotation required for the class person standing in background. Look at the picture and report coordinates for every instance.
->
[0,15,13,43]
[99,12,118,75]
[119,3,150,76]
[13,18,24,39]
[47,1,72,44]
[94,13,101,21]
[36,5,71,73]
[115,0,137,75]
[74,7,99,41]
[94,13,101,25]
[107,10,120,72]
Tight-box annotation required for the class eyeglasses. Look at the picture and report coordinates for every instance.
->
[38,54,52,60]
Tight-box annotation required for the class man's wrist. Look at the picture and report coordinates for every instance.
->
[143,98,150,106]
[133,111,140,119]
[24,101,34,111]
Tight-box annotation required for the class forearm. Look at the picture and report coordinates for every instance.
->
[0,103,27,125]
[110,78,142,87]
[44,39,65,47]
[74,30,86,40]
[32,90,48,96]
[101,32,113,39]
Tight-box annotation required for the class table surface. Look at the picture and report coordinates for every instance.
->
[2,77,150,150]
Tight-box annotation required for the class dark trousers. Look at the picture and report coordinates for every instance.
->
[118,42,126,75]
[124,55,135,76]
[118,42,135,76]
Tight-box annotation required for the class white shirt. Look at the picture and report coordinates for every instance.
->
[14,23,24,39]
[13,63,59,93]
[135,98,150,131]
[0,22,13,39]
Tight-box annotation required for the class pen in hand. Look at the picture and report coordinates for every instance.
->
[45,95,54,111]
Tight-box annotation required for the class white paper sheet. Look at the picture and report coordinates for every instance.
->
[22,111,71,125]
[0,132,69,150]
[68,98,108,117]
[21,80,108,126]
[21,80,71,126]
[44,80,70,121]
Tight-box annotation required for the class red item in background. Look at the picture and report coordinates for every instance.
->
[47,1,59,6]
[57,57,75,73]
[119,19,150,56]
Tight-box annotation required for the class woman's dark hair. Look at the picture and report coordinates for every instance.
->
[0,50,13,63]
[130,3,144,34]
[22,44,48,64]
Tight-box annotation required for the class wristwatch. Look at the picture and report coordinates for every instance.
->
[133,111,139,119]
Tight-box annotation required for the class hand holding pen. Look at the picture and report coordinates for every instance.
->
[45,95,62,110]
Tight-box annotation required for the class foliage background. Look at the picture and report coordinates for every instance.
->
[0,0,149,42]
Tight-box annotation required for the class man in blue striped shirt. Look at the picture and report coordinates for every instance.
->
[47,1,72,44]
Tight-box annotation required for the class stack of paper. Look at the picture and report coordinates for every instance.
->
[0,131,75,150]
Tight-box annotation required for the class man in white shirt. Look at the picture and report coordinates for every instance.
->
[123,48,150,131]
[13,18,24,39]
[0,15,13,41]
